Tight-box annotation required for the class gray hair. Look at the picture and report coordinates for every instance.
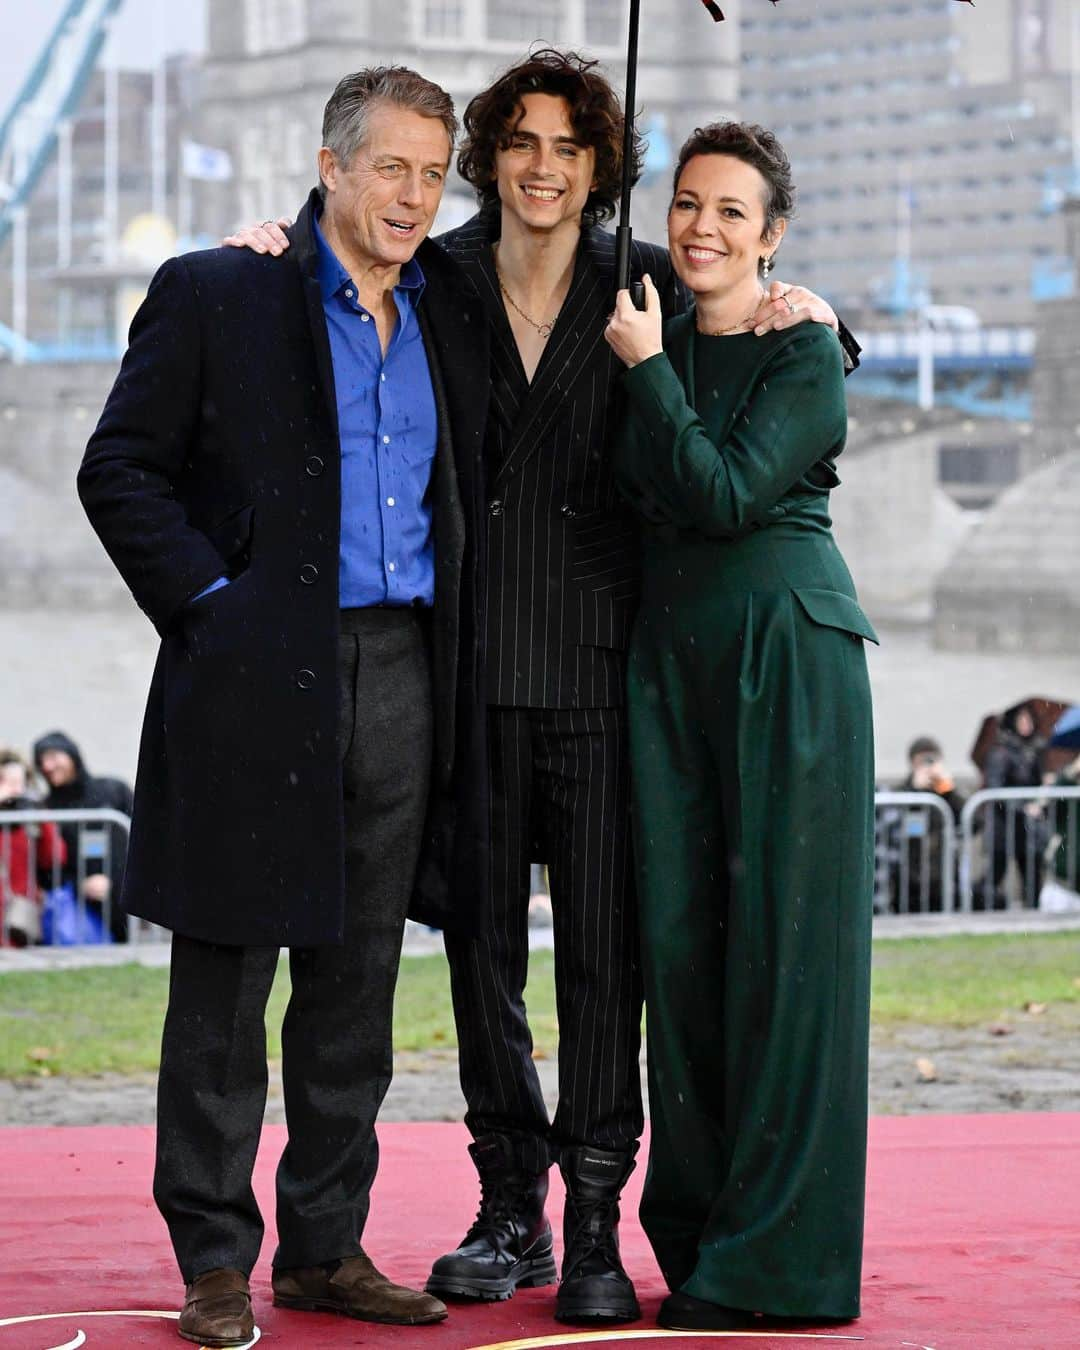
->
[319,67,458,194]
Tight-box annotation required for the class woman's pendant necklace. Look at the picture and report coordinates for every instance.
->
[700,288,766,336]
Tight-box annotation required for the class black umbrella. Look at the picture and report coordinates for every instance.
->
[614,0,724,303]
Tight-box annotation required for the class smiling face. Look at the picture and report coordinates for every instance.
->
[667,152,785,302]
[493,93,597,235]
[318,101,451,273]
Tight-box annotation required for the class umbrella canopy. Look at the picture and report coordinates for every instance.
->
[969,697,1073,773]
[1049,706,1080,752]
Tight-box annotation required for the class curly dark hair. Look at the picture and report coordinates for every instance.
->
[673,121,796,244]
[457,48,642,227]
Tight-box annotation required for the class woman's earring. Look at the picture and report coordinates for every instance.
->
[761,254,774,276]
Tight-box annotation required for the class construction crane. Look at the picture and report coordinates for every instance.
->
[0,0,124,249]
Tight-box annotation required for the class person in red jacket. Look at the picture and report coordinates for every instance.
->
[0,749,66,946]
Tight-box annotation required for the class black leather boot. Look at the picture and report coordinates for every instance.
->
[425,1134,556,1301]
[555,1144,641,1323]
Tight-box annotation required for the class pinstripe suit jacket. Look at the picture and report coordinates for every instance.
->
[439,211,688,710]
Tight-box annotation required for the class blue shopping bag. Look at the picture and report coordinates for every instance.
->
[41,884,111,946]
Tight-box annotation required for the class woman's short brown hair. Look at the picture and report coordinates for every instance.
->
[673,121,795,242]
[458,48,642,227]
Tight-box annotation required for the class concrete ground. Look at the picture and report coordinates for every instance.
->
[4,608,1079,783]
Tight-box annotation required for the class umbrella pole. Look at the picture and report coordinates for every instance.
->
[615,0,645,306]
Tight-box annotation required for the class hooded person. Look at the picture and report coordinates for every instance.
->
[32,731,133,942]
[982,703,1047,908]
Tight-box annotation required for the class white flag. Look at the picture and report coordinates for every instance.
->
[182,140,234,182]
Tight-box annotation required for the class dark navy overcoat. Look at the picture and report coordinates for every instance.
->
[78,191,490,946]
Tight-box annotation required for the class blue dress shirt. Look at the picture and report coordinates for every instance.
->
[314,214,437,608]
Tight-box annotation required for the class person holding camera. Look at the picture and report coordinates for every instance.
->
[894,736,966,913]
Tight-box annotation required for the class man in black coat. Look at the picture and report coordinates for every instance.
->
[78,68,488,1346]
[33,730,133,942]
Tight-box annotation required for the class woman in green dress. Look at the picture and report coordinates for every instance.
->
[604,122,877,1333]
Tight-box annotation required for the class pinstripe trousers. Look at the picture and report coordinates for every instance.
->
[443,705,644,1173]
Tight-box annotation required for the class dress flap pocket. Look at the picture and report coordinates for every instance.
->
[793,588,879,645]
[206,503,255,562]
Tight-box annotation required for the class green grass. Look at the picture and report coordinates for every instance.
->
[0,935,1077,1079]
[870,931,1080,1027]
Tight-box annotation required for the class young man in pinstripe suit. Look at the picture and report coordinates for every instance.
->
[425,51,851,1326]
[228,51,850,1326]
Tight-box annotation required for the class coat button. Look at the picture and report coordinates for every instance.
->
[305,455,325,477]
[560,504,576,518]
[299,563,319,585]
[489,499,503,516]
[295,668,316,689]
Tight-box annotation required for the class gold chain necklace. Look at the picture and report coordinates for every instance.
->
[699,289,766,336]
[495,266,561,340]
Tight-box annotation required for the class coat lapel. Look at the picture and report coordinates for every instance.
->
[289,190,340,438]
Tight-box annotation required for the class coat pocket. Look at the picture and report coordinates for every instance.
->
[793,588,879,644]
[205,503,255,572]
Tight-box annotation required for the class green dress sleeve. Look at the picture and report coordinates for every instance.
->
[615,325,847,539]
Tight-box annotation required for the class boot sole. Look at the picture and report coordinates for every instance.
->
[272,1294,447,1325]
[555,1293,642,1325]
[425,1252,558,1302]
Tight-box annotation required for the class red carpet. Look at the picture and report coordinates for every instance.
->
[0,1115,1076,1349]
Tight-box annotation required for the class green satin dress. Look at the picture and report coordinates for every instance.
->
[615,314,877,1320]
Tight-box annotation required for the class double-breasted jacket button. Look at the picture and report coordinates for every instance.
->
[560,503,576,518]
[489,499,503,516]
[295,668,316,689]
[299,563,319,585]
[305,455,325,477]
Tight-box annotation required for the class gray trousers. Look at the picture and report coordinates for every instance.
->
[153,608,432,1280]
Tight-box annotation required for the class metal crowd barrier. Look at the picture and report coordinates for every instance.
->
[874,790,958,914]
[0,807,142,946]
[959,786,1080,913]
[3,792,1079,945]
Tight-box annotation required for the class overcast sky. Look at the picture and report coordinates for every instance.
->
[0,1,205,110]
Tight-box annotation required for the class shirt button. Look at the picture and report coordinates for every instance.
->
[295,668,316,689]
[388,562,396,573]
[489,499,503,516]
[383,435,391,444]
[386,497,395,507]
[380,373,386,382]
[560,504,576,518]
[299,563,319,585]
[345,288,354,299]
[361,313,371,323]
[305,455,324,477]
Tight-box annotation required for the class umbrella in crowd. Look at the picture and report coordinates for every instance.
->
[1048,706,1080,752]
[614,1,977,296]
[969,697,1073,774]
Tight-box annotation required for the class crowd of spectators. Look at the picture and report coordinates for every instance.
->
[4,707,1077,944]
[0,731,132,948]
[878,699,1080,914]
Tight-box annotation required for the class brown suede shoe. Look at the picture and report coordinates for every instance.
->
[273,1250,447,1325]
[178,1268,254,1347]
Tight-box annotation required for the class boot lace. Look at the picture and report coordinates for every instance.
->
[561,1194,623,1282]
[463,1175,529,1246]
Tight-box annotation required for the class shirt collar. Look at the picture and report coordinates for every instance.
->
[313,209,426,304]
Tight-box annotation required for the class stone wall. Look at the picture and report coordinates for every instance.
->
[0,363,128,609]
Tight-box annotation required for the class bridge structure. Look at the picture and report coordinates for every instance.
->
[854,326,1035,421]
[0,0,130,363]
